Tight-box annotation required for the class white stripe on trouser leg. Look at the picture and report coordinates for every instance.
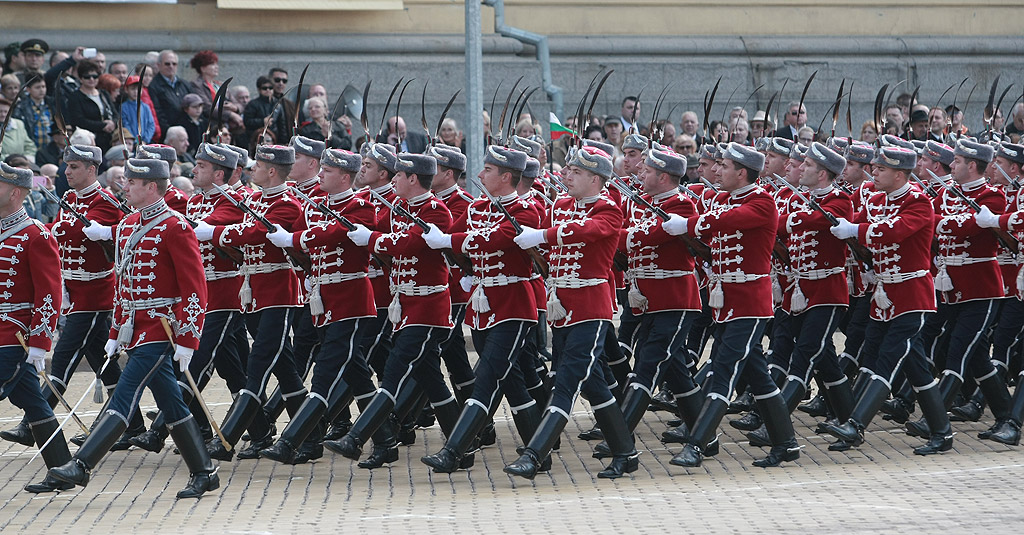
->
[198,311,236,384]
[393,327,437,400]
[482,322,530,412]
[257,311,293,394]
[724,320,763,400]
[641,312,689,393]
[566,322,606,413]
[800,307,841,385]
[125,345,173,423]
[57,311,101,385]
[950,301,995,380]
[884,314,925,387]
[325,318,362,398]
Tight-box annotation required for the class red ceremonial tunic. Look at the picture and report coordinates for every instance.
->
[436,184,475,306]
[782,185,852,313]
[0,209,61,351]
[931,178,1005,304]
[109,199,206,350]
[520,189,550,313]
[51,181,120,312]
[296,189,377,327]
[369,191,454,330]
[164,184,189,213]
[687,183,777,322]
[854,183,937,321]
[359,184,397,309]
[451,193,540,330]
[187,187,245,313]
[997,186,1024,299]
[543,194,622,328]
[213,183,301,313]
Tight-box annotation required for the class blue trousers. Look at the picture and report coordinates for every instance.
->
[860,312,934,388]
[378,326,452,405]
[107,342,190,425]
[707,318,774,400]
[629,310,698,395]
[0,346,55,424]
[468,320,535,412]
[308,317,376,400]
[549,321,615,415]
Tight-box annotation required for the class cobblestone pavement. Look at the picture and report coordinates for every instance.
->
[1,356,1022,533]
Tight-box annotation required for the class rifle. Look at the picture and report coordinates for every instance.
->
[993,161,1022,190]
[288,186,392,272]
[779,180,873,266]
[609,177,713,263]
[926,169,1019,254]
[97,188,133,215]
[367,189,474,275]
[210,183,313,271]
[39,187,115,261]
[467,176,549,277]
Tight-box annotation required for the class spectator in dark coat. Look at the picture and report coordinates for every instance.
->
[63,59,118,151]
[147,49,190,141]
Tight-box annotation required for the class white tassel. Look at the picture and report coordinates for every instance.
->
[872,281,893,310]
[547,288,567,320]
[934,264,953,292]
[627,282,648,312]
[771,274,783,305]
[709,282,724,309]
[862,269,876,286]
[790,281,808,313]
[239,275,253,306]
[1016,266,1024,295]
[116,320,133,346]
[308,283,324,316]
[388,293,403,324]
[470,285,490,313]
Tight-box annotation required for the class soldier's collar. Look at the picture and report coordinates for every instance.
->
[328,188,354,203]
[1,208,29,231]
[408,191,433,206]
[295,176,319,191]
[961,177,987,192]
[203,185,224,199]
[371,183,394,195]
[887,182,912,200]
[434,184,459,199]
[651,189,677,202]
[495,192,518,204]
[140,198,168,220]
[262,183,288,197]
[811,185,834,198]
[929,173,950,187]
[730,182,758,198]
[76,181,101,198]
[575,194,601,207]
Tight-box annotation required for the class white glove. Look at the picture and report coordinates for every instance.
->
[27,347,46,373]
[460,275,474,293]
[82,221,112,241]
[347,223,372,246]
[830,217,859,240]
[662,214,688,236]
[266,224,295,248]
[173,345,193,373]
[104,338,119,358]
[422,223,453,250]
[193,220,215,241]
[513,226,547,249]
[975,205,1000,229]
[304,276,313,293]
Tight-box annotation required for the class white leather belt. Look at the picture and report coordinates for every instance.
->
[628,267,694,280]
[0,302,32,313]
[314,271,368,285]
[549,276,607,289]
[206,269,240,281]
[61,268,113,281]
[875,270,929,284]
[240,262,292,275]
[789,267,845,281]
[709,272,768,284]
[119,296,179,311]
[391,283,447,296]
[474,274,531,287]
[935,255,996,267]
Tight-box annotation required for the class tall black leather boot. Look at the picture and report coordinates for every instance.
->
[751,393,800,467]
[593,386,651,458]
[393,383,426,445]
[504,410,567,480]
[47,413,127,488]
[912,383,953,455]
[260,396,327,464]
[670,396,729,468]
[168,416,220,498]
[907,374,962,438]
[237,392,302,459]
[421,402,489,473]
[881,378,917,424]
[262,386,285,425]
[593,404,638,479]
[976,373,1018,445]
[825,377,889,447]
[950,386,986,422]
[984,371,1024,445]
[130,385,192,454]
[1,420,35,446]
[746,380,806,447]
[206,391,262,461]
[322,384,355,441]
[819,378,855,430]
[324,393,395,461]
[25,417,74,493]
[661,387,703,444]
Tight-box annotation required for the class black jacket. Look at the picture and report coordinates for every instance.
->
[243,95,285,144]
[297,120,353,151]
[64,88,118,151]
[148,74,192,140]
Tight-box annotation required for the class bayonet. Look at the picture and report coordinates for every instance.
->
[586,69,615,126]
[434,90,461,145]
[420,80,430,140]
[393,78,415,148]
[609,177,712,262]
[796,70,818,131]
[377,78,404,140]
[292,64,309,137]
[359,80,372,140]
[496,76,524,144]
[204,76,233,143]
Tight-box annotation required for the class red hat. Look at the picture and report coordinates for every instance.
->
[125,75,141,86]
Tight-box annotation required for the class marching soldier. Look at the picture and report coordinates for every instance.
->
[260,148,380,464]
[48,157,218,498]
[325,152,460,467]
[420,145,543,473]
[193,144,309,460]
[130,143,248,453]
[662,142,800,469]
[0,161,72,494]
[137,144,190,213]
[503,145,639,480]
[825,146,952,455]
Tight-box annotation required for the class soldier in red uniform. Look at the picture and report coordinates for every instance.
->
[137,144,189,212]
[325,152,460,467]
[503,145,638,480]
[194,144,308,461]
[746,143,855,446]
[825,146,952,455]
[130,143,248,453]
[593,148,703,461]
[0,161,72,494]
[420,145,544,473]
[260,148,380,464]
[663,142,800,469]
[1,145,139,451]
[976,141,1024,445]
[225,144,256,198]
[48,157,218,499]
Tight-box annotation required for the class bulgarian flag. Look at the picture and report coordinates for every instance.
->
[550,112,575,140]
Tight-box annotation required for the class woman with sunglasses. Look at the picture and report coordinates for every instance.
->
[64,59,118,151]
[243,75,281,144]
